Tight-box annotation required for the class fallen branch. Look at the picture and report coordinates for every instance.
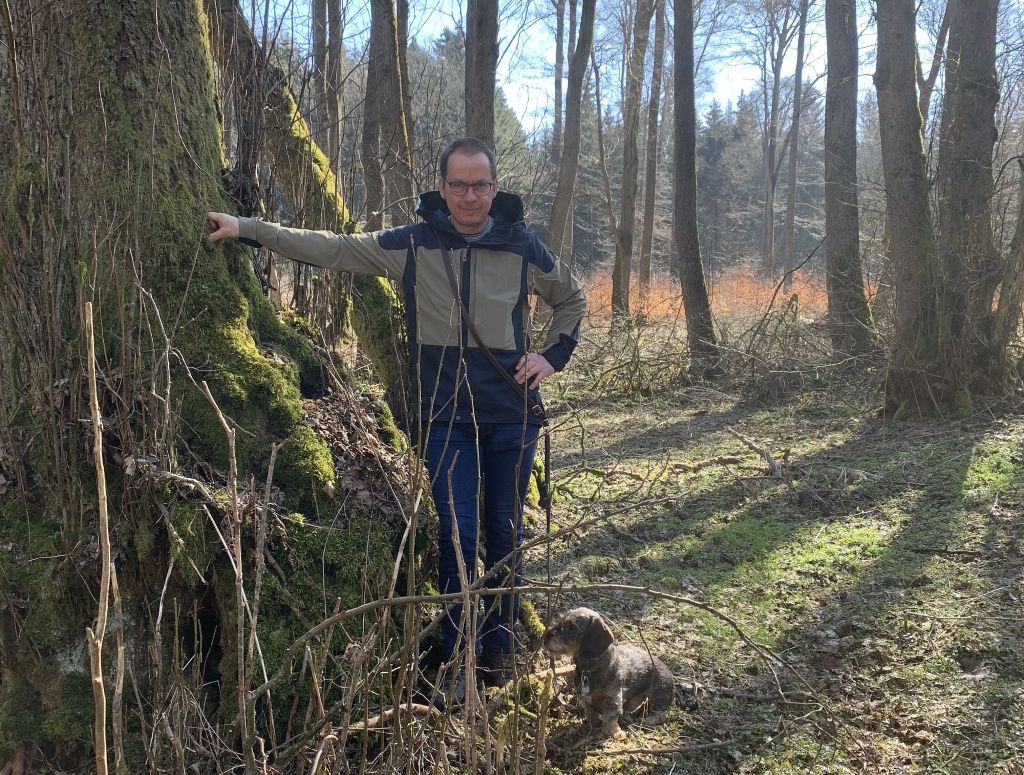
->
[671,455,743,472]
[344,703,440,733]
[727,427,788,479]
[908,546,984,559]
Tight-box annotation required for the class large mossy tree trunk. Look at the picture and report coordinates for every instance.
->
[0,0,402,767]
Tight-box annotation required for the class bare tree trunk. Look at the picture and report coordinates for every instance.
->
[992,160,1024,364]
[552,0,565,163]
[397,0,414,168]
[935,0,1001,390]
[674,0,719,370]
[917,0,952,132]
[569,0,578,66]
[363,0,416,229]
[546,0,597,262]
[874,0,945,416]
[750,3,798,274]
[465,0,499,146]
[592,53,619,240]
[762,53,783,272]
[611,0,657,321]
[327,0,344,175]
[781,0,809,291]
[312,0,329,153]
[824,0,875,356]
[639,0,666,298]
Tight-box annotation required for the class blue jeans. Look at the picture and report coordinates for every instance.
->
[425,421,539,658]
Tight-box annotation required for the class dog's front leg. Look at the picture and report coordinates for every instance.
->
[597,688,626,741]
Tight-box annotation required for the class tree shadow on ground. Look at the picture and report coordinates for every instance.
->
[547,393,770,471]
[533,413,1024,773]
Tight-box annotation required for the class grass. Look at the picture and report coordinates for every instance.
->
[519,341,1024,774]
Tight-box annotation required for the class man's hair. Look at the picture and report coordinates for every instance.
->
[439,137,498,180]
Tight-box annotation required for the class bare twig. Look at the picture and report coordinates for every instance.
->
[84,301,112,775]
[198,380,255,775]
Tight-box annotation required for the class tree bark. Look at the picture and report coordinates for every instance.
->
[465,0,499,146]
[753,3,798,273]
[552,0,566,164]
[824,0,875,356]
[992,160,1024,365]
[363,0,416,229]
[397,0,415,170]
[0,0,399,764]
[781,0,809,290]
[611,0,657,321]
[934,0,1001,390]
[639,0,666,297]
[674,0,719,370]
[546,0,597,263]
[592,53,619,241]
[312,0,329,153]
[874,0,945,415]
[327,0,344,175]
[916,0,952,133]
[209,0,409,410]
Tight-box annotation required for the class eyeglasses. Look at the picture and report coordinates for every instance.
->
[444,179,495,197]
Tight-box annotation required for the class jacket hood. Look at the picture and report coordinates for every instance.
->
[415,190,526,234]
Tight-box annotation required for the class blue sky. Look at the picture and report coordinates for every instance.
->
[260,0,895,135]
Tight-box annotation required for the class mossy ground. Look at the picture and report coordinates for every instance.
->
[516,377,1024,774]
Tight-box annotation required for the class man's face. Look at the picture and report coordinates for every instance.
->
[439,151,498,235]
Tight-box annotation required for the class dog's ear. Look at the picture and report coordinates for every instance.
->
[579,613,614,660]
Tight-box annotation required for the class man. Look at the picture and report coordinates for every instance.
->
[208,137,586,703]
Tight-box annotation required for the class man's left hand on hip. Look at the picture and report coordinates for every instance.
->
[514,353,555,389]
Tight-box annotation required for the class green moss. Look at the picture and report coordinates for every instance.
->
[39,672,93,754]
[232,514,394,728]
[372,393,406,451]
[948,388,974,419]
[134,511,157,562]
[236,261,325,395]
[166,500,218,587]
[577,555,615,579]
[0,673,43,755]
[275,426,336,513]
[518,598,545,646]
[271,512,392,625]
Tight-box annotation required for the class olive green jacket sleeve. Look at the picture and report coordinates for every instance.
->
[528,244,587,371]
[237,217,406,278]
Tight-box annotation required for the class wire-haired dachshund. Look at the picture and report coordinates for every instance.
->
[542,607,674,741]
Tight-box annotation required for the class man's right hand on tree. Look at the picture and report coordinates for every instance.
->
[207,212,239,242]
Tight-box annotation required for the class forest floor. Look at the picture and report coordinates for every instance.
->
[514,350,1024,774]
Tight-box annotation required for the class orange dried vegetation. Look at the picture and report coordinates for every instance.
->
[583,266,829,324]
